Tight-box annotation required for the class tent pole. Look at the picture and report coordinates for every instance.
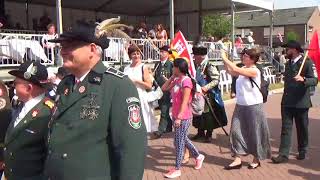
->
[231,1,235,61]
[25,0,29,29]
[199,0,203,36]
[169,0,174,40]
[56,0,63,34]
[269,11,273,62]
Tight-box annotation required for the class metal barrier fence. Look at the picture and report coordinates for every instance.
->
[1,32,254,67]
[0,33,55,67]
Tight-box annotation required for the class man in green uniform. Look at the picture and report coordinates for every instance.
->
[0,80,11,176]
[272,41,318,163]
[2,61,53,180]
[153,45,173,138]
[44,22,147,180]
[191,46,228,143]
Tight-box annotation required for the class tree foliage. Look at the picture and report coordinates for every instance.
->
[202,14,232,38]
[286,31,299,42]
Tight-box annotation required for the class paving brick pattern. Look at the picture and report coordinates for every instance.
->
[143,92,320,180]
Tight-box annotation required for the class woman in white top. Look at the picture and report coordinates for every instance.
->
[221,48,271,170]
[123,45,157,133]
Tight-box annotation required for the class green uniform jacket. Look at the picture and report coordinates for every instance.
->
[3,97,52,180]
[281,57,318,108]
[154,60,173,104]
[44,61,147,180]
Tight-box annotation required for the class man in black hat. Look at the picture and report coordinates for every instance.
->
[191,46,228,143]
[2,61,54,180]
[153,45,173,138]
[43,22,147,180]
[272,40,318,163]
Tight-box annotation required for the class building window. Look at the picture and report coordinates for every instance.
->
[263,27,284,38]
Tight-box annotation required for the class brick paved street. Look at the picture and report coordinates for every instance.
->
[143,89,320,180]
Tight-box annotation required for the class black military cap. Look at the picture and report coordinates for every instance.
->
[159,45,170,52]
[192,47,208,55]
[9,61,49,88]
[281,40,304,53]
[49,23,110,49]
[56,67,69,77]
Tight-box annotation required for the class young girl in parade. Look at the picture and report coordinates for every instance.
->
[162,58,205,178]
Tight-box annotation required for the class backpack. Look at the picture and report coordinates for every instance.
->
[249,67,269,103]
[180,77,205,116]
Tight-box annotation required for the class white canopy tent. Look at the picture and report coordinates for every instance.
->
[7,0,274,46]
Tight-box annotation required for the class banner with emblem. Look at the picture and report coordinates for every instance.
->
[308,30,320,80]
[170,31,196,78]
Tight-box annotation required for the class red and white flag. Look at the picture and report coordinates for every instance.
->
[170,31,196,78]
[308,30,320,80]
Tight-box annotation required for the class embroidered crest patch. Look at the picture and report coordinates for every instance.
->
[31,109,39,118]
[128,104,141,129]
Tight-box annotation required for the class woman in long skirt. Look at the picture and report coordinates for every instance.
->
[221,48,271,169]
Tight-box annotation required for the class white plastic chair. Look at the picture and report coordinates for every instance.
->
[263,67,276,84]
[219,70,231,95]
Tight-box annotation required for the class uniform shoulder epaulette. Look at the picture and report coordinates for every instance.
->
[44,98,55,110]
[105,67,126,78]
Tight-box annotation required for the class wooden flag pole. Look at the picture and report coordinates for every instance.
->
[297,51,309,76]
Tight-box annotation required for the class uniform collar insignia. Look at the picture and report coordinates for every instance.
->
[88,71,103,85]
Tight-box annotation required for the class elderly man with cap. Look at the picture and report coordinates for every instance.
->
[272,40,318,164]
[191,45,227,143]
[43,22,147,180]
[153,45,173,138]
[1,61,54,180]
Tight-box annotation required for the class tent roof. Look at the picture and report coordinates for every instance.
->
[9,0,273,16]
[236,7,315,28]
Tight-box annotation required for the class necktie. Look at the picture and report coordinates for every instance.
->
[13,102,24,127]
[73,79,81,91]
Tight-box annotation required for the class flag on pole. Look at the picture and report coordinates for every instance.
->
[170,31,196,78]
[308,30,320,80]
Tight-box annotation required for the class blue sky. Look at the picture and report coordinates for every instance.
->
[274,0,320,9]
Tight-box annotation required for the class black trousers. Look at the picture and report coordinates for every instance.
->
[157,102,172,134]
[279,107,309,157]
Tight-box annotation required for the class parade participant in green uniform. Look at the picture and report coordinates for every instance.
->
[153,45,173,138]
[44,22,147,180]
[191,46,228,143]
[2,61,53,180]
[272,41,318,164]
[0,80,11,176]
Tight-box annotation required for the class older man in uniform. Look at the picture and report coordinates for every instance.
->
[2,61,53,180]
[153,45,173,138]
[272,41,318,163]
[44,23,147,180]
[191,45,228,143]
[0,81,11,176]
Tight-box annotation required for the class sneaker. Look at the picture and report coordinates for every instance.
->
[163,168,181,179]
[194,154,205,170]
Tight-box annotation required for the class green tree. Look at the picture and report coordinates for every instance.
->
[202,14,232,38]
[286,31,299,42]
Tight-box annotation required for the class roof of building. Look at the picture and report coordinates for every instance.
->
[235,7,317,28]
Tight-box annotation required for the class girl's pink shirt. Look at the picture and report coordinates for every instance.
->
[171,76,193,120]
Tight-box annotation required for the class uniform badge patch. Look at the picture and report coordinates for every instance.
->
[31,109,39,118]
[80,94,100,120]
[126,97,140,104]
[44,99,55,109]
[128,104,141,129]
[0,97,6,110]
[79,86,86,94]
[64,88,69,96]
